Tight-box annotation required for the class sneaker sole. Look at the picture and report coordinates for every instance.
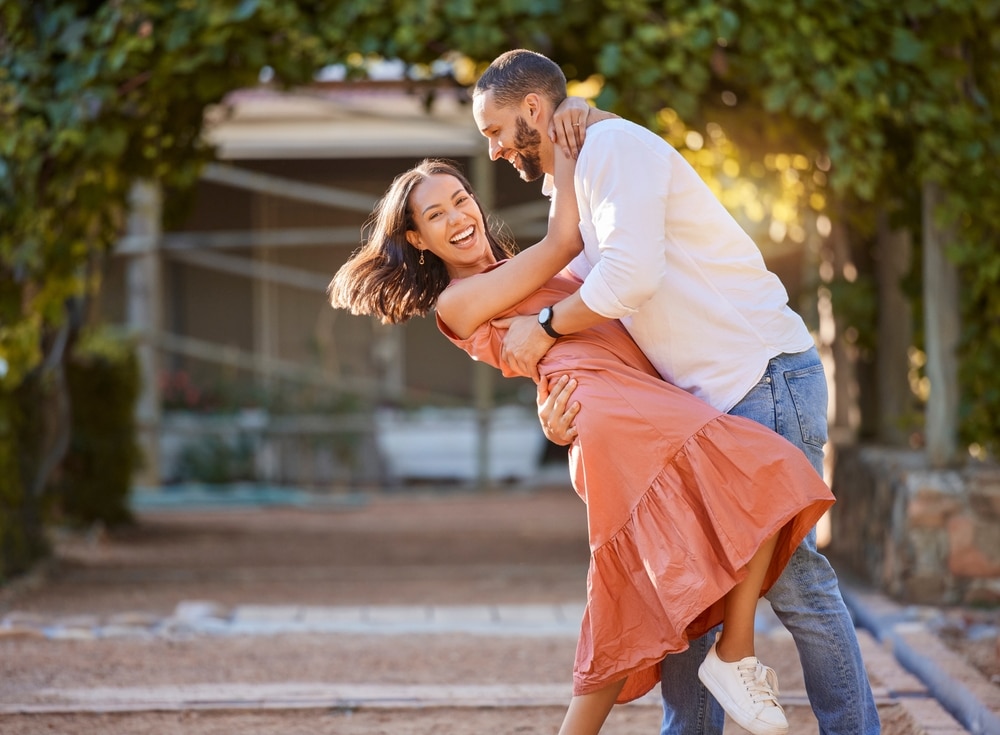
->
[698,664,789,735]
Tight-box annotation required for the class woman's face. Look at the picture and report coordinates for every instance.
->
[406,173,496,279]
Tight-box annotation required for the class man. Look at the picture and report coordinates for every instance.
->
[472,49,880,734]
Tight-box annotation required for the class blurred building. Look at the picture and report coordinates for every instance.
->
[99,79,548,488]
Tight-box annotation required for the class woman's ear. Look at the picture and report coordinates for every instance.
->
[405,230,421,249]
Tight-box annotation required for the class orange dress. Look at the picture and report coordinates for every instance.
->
[437,266,834,704]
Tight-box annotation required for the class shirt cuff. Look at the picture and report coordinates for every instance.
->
[579,268,639,319]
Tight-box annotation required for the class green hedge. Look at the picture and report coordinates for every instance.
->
[0,378,49,584]
[49,331,142,527]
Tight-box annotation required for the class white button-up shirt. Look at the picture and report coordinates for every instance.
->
[545,118,814,412]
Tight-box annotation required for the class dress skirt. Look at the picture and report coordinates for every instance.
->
[438,268,834,703]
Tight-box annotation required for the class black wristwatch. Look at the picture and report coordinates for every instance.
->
[537,305,563,339]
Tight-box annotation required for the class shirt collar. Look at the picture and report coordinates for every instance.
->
[541,173,555,198]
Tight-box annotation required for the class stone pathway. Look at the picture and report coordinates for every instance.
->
[2,601,892,720]
[2,602,587,641]
[0,599,963,733]
[0,491,990,734]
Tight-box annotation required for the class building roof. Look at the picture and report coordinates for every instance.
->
[203,81,482,160]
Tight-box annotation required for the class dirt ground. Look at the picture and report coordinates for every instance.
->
[1,482,995,734]
[934,608,1000,683]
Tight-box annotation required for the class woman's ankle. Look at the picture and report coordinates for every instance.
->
[716,633,755,662]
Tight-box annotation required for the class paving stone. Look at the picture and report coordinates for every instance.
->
[172,600,230,622]
[363,605,432,625]
[1,682,584,713]
[98,625,156,640]
[231,605,303,624]
[0,612,49,639]
[0,626,45,640]
[494,604,565,625]
[429,605,496,626]
[51,615,100,630]
[2,611,49,628]
[47,626,97,641]
[106,611,161,627]
[299,606,365,627]
[556,602,585,624]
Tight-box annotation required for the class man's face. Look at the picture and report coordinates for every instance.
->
[473,90,548,183]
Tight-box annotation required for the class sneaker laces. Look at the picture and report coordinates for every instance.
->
[737,659,782,708]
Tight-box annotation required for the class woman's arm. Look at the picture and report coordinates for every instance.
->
[435,146,582,339]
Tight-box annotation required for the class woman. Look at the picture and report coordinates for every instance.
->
[328,153,834,735]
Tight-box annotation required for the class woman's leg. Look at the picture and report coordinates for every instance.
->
[716,531,779,662]
[698,532,789,735]
[557,678,626,735]
[659,536,784,735]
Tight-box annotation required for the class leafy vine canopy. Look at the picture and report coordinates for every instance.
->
[2,0,997,446]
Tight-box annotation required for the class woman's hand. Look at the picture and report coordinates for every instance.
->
[550,97,591,159]
[538,375,580,445]
[551,97,621,159]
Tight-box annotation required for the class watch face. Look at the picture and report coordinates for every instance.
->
[539,306,552,324]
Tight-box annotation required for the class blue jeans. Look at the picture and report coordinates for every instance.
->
[659,347,880,734]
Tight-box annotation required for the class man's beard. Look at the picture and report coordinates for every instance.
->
[512,116,544,182]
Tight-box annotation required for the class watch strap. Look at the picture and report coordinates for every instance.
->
[538,305,563,339]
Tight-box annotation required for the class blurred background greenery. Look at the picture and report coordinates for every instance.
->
[2,0,998,580]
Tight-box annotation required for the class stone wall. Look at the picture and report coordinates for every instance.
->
[830,446,1000,605]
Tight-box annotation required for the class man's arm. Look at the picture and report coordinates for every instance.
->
[572,127,672,320]
[494,291,606,380]
[499,124,673,380]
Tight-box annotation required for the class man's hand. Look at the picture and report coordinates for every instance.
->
[492,314,555,382]
[538,375,579,446]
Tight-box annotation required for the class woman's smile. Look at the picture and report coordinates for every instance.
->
[449,224,476,247]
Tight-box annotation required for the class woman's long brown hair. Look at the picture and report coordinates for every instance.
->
[327,159,516,324]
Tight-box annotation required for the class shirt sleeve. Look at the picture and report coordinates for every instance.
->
[576,127,672,319]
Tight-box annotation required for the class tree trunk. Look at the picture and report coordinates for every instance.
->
[825,213,858,440]
[875,213,915,446]
[125,180,164,486]
[922,182,961,467]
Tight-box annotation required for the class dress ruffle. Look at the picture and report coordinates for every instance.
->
[436,265,835,706]
[572,416,833,703]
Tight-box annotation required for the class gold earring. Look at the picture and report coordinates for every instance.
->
[419,251,425,265]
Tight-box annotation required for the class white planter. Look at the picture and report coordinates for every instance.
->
[374,406,546,482]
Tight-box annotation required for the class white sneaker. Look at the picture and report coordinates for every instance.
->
[697,634,789,735]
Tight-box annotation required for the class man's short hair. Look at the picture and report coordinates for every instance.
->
[474,49,567,109]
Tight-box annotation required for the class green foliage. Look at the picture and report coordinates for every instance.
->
[49,328,142,526]
[0,381,50,582]
[0,0,349,393]
[175,435,256,485]
[539,0,999,455]
[0,0,998,499]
